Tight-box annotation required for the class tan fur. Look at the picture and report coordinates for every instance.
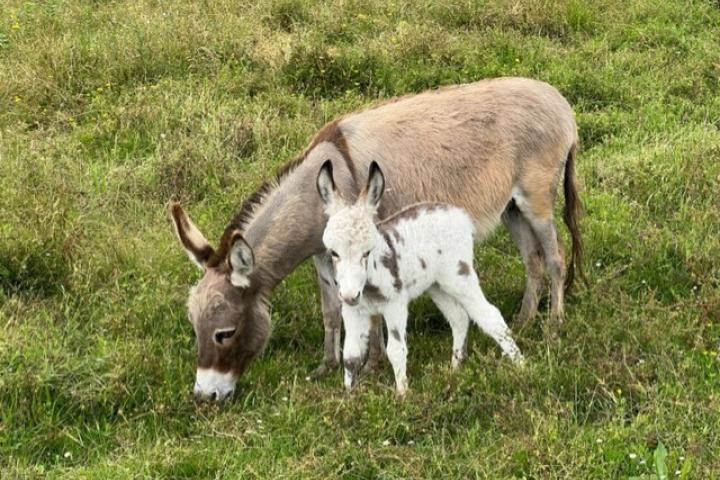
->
[339,77,576,238]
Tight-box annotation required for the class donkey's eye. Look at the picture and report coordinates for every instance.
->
[214,328,237,345]
[362,251,371,259]
[329,250,339,259]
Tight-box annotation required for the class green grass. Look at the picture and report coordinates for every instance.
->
[1,0,719,477]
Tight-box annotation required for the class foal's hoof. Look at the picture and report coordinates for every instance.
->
[512,354,527,369]
[307,361,337,380]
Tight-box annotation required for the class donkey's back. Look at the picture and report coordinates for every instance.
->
[328,77,580,326]
[340,77,577,228]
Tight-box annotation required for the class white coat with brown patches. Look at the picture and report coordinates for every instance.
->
[317,161,524,396]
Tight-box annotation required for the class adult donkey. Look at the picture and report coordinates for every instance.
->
[171,77,583,402]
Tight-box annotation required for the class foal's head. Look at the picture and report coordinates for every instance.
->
[317,160,385,306]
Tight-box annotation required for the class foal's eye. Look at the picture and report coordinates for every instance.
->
[214,328,237,345]
[329,250,339,259]
[362,251,371,259]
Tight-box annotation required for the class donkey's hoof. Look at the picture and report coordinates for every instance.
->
[307,361,338,380]
[542,323,561,342]
[361,357,383,375]
[512,310,535,327]
[551,314,565,326]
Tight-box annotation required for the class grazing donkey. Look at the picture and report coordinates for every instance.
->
[170,77,582,402]
[317,161,524,395]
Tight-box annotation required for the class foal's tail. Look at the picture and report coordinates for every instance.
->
[563,143,585,293]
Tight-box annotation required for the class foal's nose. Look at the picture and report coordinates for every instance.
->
[340,291,361,306]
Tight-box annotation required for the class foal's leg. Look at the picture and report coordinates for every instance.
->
[441,272,524,363]
[309,254,342,379]
[383,301,410,396]
[502,202,545,325]
[341,306,372,391]
[429,287,470,370]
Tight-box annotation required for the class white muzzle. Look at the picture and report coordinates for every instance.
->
[194,368,237,402]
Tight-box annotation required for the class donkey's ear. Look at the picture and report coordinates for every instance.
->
[228,231,254,288]
[363,161,385,209]
[316,160,341,214]
[170,202,214,269]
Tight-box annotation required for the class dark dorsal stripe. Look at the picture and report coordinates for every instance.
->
[378,202,450,230]
[308,120,357,186]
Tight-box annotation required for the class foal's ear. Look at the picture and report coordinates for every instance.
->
[316,160,341,214]
[170,202,215,269]
[363,161,385,210]
[227,231,254,288]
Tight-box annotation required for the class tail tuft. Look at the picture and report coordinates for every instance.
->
[563,144,585,293]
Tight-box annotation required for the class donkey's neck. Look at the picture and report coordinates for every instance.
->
[242,162,327,291]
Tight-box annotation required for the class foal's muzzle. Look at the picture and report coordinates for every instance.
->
[339,291,361,306]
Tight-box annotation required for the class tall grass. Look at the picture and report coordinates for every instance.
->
[1,0,719,477]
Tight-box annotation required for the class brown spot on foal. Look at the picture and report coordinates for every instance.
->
[457,260,471,276]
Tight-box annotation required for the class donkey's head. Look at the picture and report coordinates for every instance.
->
[317,160,385,306]
[170,204,270,402]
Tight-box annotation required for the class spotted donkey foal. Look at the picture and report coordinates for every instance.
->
[317,160,524,396]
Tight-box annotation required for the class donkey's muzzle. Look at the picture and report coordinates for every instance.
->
[194,368,237,402]
[193,384,235,402]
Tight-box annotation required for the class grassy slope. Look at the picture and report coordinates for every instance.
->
[1,0,719,477]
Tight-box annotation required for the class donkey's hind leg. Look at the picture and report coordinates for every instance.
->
[529,217,566,325]
[429,287,470,370]
[512,181,567,325]
[502,201,545,325]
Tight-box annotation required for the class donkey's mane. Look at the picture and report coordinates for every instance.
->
[206,154,304,268]
[210,87,465,267]
[207,119,352,268]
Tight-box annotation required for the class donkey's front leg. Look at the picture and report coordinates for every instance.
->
[309,253,342,380]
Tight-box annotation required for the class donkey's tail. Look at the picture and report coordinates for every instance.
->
[563,143,585,293]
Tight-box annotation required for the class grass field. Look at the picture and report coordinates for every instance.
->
[1,0,720,477]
